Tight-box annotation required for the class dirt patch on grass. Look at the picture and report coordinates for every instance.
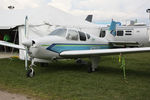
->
[0,90,32,100]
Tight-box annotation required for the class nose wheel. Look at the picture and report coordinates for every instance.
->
[27,68,35,77]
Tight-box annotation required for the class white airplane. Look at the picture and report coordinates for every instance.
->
[99,20,150,47]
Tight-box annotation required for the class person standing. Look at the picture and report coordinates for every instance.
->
[3,34,11,42]
[3,33,11,52]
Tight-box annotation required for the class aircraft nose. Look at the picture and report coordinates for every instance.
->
[22,40,35,47]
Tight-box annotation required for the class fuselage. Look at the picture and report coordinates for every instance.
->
[29,28,110,60]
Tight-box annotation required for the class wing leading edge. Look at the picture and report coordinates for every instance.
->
[0,40,25,50]
[60,47,150,58]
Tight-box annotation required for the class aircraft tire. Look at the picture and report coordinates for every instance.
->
[27,68,35,78]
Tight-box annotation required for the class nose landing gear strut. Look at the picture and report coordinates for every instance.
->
[27,58,36,78]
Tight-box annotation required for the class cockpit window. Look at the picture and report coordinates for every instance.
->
[100,30,106,38]
[87,34,90,39]
[66,30,79,40]
[49,29,67,37]
[79,31,86,41]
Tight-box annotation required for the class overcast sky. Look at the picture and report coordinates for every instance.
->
[0,0,150,24]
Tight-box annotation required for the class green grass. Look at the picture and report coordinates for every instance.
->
[0,53,150,100]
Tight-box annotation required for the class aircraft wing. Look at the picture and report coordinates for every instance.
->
[0,40,25,50]
[60,47,150,58]
[109,41,139,47]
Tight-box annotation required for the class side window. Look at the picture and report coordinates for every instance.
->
[66,30,78,40]
[100,30,106,38]
[87,34,90,39]
[125,30,132,36]
[79,31,86,41]
[117,30,124,36]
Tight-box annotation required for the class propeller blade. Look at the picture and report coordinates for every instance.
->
[25,47,28,70]
[24,16,29,70]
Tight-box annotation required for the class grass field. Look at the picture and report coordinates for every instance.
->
[0,53,150,100]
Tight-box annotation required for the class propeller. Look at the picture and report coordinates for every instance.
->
[23,16,36,77]
[24,16,29,70]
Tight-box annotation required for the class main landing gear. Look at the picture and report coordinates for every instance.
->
[88,57,100,73]
[26,57,100,77]
[27,59,36,78]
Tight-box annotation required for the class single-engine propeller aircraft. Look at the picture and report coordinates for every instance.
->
[1,14,150,77]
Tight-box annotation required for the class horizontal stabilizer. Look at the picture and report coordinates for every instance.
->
[0,40,25,50]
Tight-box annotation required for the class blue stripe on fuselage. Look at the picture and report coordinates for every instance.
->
[46,43,110,53]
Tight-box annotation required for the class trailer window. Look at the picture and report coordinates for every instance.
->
[125,30,132,32]
[125,30,132,35]
[117,31,124,36]
[125,33,132,35]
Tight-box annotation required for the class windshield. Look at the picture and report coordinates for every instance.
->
[49,28,67,37]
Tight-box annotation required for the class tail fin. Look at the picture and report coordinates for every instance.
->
[85,15,93,22]
[109,20,117,36]
[109,20,121,36]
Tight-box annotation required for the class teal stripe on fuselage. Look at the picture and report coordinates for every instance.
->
[46,43,110,53]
